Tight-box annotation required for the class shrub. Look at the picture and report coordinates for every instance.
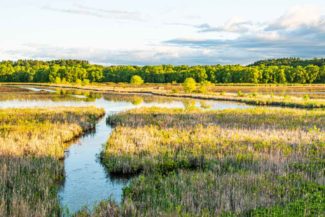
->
[198,81,211,94]
[303,94,310,101]
[82,79,90,86]
[130,75,144,85]
[182,77,196,93]
[237,90,244,97]
[76,79,82,86]
[54,77,61,84]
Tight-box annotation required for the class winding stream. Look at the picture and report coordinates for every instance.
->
[0,86,251,213]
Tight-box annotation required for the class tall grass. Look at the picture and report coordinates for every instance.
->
[0,85,95,101]
[97,107,325,216]
[0,107,105,217]
[104,107,325,175]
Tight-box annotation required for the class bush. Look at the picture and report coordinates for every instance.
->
[61,78,67,84]
[82,79,90,86]
[54,77,61,84]
[75,79,82,86]
[182,77,196,93]
[130,75,144,85]
[237,90,245,97]
[198,81,211,94]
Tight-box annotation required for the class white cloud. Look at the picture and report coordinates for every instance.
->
[268,5,321,30]
[1,43,224,65]
[198,17,255,33]
[42,4,144,21]
[164,5,325,64]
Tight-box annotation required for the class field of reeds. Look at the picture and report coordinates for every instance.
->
[0,107,104,217]
[0,85,99,102]
[96,107,325,216]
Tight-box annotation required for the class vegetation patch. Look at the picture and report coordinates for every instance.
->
[0,107,104,217]
[96,107,325,216]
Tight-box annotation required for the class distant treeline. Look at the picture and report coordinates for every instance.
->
[0,59,324,84]
[250,58,325,67]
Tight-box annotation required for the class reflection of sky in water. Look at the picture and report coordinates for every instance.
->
[0,86,251,213]
[21,86,57,93]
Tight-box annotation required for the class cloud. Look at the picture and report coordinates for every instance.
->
[164,5,325,63]
[2,5,325,65]
[166,18,256,34]
[165,36,325,56]
[196,18,255,33]
[2,43,236,65]
[42,4,144,21]
[267,6,322,30]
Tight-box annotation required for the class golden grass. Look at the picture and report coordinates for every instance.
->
[0,107,104,158]
[104,107,325,175]
[0,106,105,217]
[95,106,325,216]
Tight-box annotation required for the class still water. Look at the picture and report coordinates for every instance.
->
[0,86,251,213]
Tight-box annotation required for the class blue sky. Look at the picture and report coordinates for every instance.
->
[1,0,325,65]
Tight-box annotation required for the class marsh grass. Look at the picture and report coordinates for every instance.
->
[0,85,97,102]
[104,107,325,175]
[97,107,325,216]
[0,107,105,217]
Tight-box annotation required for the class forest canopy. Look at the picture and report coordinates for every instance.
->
[0,58,324,84]
[250,57,325,67]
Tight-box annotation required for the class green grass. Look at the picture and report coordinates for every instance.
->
[120,171,324,216]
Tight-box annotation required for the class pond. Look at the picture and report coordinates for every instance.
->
[0,85,251,213]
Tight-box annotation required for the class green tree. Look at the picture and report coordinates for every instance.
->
[193,67,207,82]
[183,77,196,93]
[130,75,144,85]
[278,67,287,83]
[245,67,260,83]
[293,66,307,83]
[0,59,324,84]
[318,66,325,82]
[305,65,319,83]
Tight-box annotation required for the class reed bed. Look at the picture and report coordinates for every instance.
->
[96,107,325,216]
[0,85,93,101]
[0,107,105,217]
[157,92,325,109]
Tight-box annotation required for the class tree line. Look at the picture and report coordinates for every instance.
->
[0,59,324,84]
[250,58,325,67]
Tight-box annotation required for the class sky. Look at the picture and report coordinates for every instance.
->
[1,0,325,65]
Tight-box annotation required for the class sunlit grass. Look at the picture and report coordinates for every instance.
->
[0,107,104,217]
[104,107,325,175]
[97,107,325,216]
